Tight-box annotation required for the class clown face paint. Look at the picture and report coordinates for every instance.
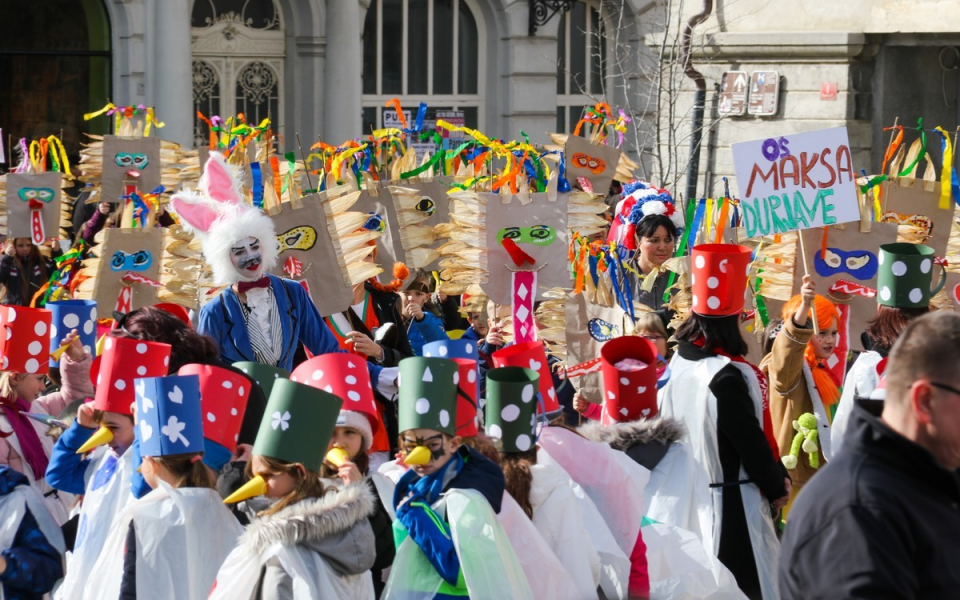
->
[230,236,265,281]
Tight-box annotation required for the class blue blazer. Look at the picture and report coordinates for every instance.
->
[198,275,349,372]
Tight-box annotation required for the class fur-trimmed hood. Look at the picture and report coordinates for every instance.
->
[242,481,377,576]
[578,417,686,452]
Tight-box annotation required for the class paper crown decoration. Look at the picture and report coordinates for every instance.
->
[0,306,52,374]
[91,336,172,414]
[491,341,558,414]
[423,340,480,436]
[398,357,459,437]
[47,300,98,368]
[233,361,289,401]
[690,244,752,317]
[600,336,659,425]
[135,374,205,457]
[484,367,540,453]
[290,354,381,439]
[177,363,250,453]
[877,243,946,308]
[252,379,343,473]
[422,339,479,361]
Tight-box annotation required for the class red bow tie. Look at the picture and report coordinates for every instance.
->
[237,277,271,294]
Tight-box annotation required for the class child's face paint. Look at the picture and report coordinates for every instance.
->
[230,236,265,282]
[402,429,461,477]
[251,455,298,498]
[329,426,364,459]
[101,411,135,455]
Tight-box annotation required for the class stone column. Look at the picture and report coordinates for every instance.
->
[152,0,193,146]
[323,0,362,142]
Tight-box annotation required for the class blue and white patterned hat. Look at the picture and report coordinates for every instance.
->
[422,338,479,361]
[135,374,205,457]
[47,299,97,367]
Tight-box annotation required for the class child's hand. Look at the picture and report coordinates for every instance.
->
[60,329,85,362]
[231,443,253,462]
[77,403,97,429]
[573,391,588,413]
[338,460,363,485]
[403,302,424,322]
[485,322,503,347]
[3,242,15,258]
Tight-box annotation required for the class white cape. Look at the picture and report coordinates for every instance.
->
[84,483,242,600]
[831,350,882,456]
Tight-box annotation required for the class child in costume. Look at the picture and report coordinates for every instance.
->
[45,337,172,600]
[485,366,601,600]
[574,337,743,599]
[831,242,937,453]
[84,374,243,600]
[0,465,66,600]
[384,357,533,600]
[658,244,788,600]
[292,354,396,598]
[0,309,92,523]
[399,269,449,356]
[0,239,59,308]
[761,276,839,511]
[172,153,394,397]
[211,379,377,600]
[458,293,489,344]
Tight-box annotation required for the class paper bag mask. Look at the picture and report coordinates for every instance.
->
[93,227,164,313]
[352,189,403,283]
[102,136,162,203]
[793,222,898,352]
[5,172,62,244]
[565,293,630,404]
[565,134,621,194]
[482,191,570,305]
[269,196,354,316]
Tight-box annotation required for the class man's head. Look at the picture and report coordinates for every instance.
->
[400,428,461,477]
[882,311,960,470]
[229,236,266,282]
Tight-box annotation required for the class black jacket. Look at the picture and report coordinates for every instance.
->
[779,401,960,600]
[0,252,58,307]
[363,283,414,367]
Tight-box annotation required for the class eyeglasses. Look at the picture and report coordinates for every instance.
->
[930,381,960,398]
[641,334,665,341]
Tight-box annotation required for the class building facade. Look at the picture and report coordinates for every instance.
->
[1,0,656,164]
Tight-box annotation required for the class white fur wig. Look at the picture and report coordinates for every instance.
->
[170,152,279,286]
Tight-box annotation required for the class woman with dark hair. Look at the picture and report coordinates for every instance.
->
[659,244,788,600]
[608,182,685,310]
[0,239,59,307]
[111,306,266,446]
[830,242,938,454]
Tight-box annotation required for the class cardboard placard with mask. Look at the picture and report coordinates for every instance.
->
[101,136,162,203]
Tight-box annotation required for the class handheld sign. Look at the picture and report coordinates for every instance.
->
[733,126,859,239]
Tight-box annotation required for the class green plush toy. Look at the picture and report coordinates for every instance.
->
[781,412,820,470]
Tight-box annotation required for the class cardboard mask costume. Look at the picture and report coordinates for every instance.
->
[102,136,162,203]
[5,172,62,245]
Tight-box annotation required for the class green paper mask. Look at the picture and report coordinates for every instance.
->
[398,357,459,436]
[233,362,290,405]
[876,243,946,308]
[252,379,343,472]
[484,367,539,453]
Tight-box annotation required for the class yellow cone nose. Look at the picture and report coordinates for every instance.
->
[325,447,349,467]
[223,475,267,504]
[76,426,114,455]
[404,445,432,466]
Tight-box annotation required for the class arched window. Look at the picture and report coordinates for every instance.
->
[362,0,482,133]
[0,0,111,157]
[556,2,608,133]
[191,0,284,146]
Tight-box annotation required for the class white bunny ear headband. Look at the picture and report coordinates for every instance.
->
[170,151,278,286]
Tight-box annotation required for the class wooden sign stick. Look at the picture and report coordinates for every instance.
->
[796,233,820,334]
